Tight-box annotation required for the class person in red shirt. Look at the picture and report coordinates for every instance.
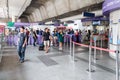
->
[75,29,79,43]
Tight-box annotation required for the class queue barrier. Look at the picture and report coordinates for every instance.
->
[70,39,119,80]
[66,34,118,80]
[72,41,115,53]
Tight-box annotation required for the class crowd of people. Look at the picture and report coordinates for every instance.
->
[16,26,109,63]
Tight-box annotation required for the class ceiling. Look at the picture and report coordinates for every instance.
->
[0,0,32,19]
[22,0,49,17]
[21,0,104,22]
[0,0,104,22]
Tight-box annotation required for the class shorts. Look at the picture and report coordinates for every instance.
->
[54,36,58,40]
[44,40,50,46]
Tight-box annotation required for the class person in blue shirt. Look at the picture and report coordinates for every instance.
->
[17,26,27,63]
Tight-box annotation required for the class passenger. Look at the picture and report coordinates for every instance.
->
[39,29,43,35]
[71,29,74,34]
[25,28,30,45]
[36,28,40,35]
[43,28,50,53]
[81,30,87,42]
[87,30,91,41]
[105,29,109,38]
[79,29,82,35]
[94,28,98,34]
[75,29,79,43]
[68,29,71,34]
[32,29,38,46]
[48,29,53,46]
[58,30,64,50]
[53,29,58,46]
[17,26,27,63]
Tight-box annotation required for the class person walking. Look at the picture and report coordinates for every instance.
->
[17,26,27,63]
[25,28,30,45]
[87,30,91,41]
[36,28,40,35]
[43,28,50,53]
[75,29,79,43]
[58,30,64,50]
[32,30,37,46]
[53,29,58,46]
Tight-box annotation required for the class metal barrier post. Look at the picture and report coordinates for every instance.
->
[87,39,95,72]
[0,36,1,62]
[94,39,97,70]
[116,49,119,80]
[70,37,72,56]
[101,36,103,54]
[64,36,65,47]
[67,36,68,48]
[72,42,75,61]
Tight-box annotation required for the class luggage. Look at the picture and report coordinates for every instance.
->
[39,43,44,50]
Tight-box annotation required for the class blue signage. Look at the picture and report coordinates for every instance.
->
[83,12,95,17]
[92,21,101,26]
[81,16,109,22]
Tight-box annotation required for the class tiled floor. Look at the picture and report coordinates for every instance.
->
[0,45,118,80]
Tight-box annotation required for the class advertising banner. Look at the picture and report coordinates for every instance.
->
[103,0,120,14]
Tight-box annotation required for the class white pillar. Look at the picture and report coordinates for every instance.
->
[12,15,15,22]
[109,9,120,59]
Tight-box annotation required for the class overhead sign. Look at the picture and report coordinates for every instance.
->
[92,21,101,26]
[66,20,74,23]
[38,22,45,25]
[81,16,109,22]
[52,19,60,23]
[83,12,95,17]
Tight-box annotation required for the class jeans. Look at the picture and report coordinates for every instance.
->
[18,45,26,61]
[33,37,37,46]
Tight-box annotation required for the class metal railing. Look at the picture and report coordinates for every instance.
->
[0,33,4,63]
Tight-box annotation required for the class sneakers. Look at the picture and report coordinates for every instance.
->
[19,59,24,63]
[20,60,24,63]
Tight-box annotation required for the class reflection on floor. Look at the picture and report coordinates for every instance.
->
[0,45,117,80]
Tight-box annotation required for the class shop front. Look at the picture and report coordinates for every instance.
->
[81,16,109,47]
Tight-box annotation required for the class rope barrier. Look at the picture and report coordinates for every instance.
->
[72,41,115,53]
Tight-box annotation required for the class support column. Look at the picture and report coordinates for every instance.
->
[12,15,15,22]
